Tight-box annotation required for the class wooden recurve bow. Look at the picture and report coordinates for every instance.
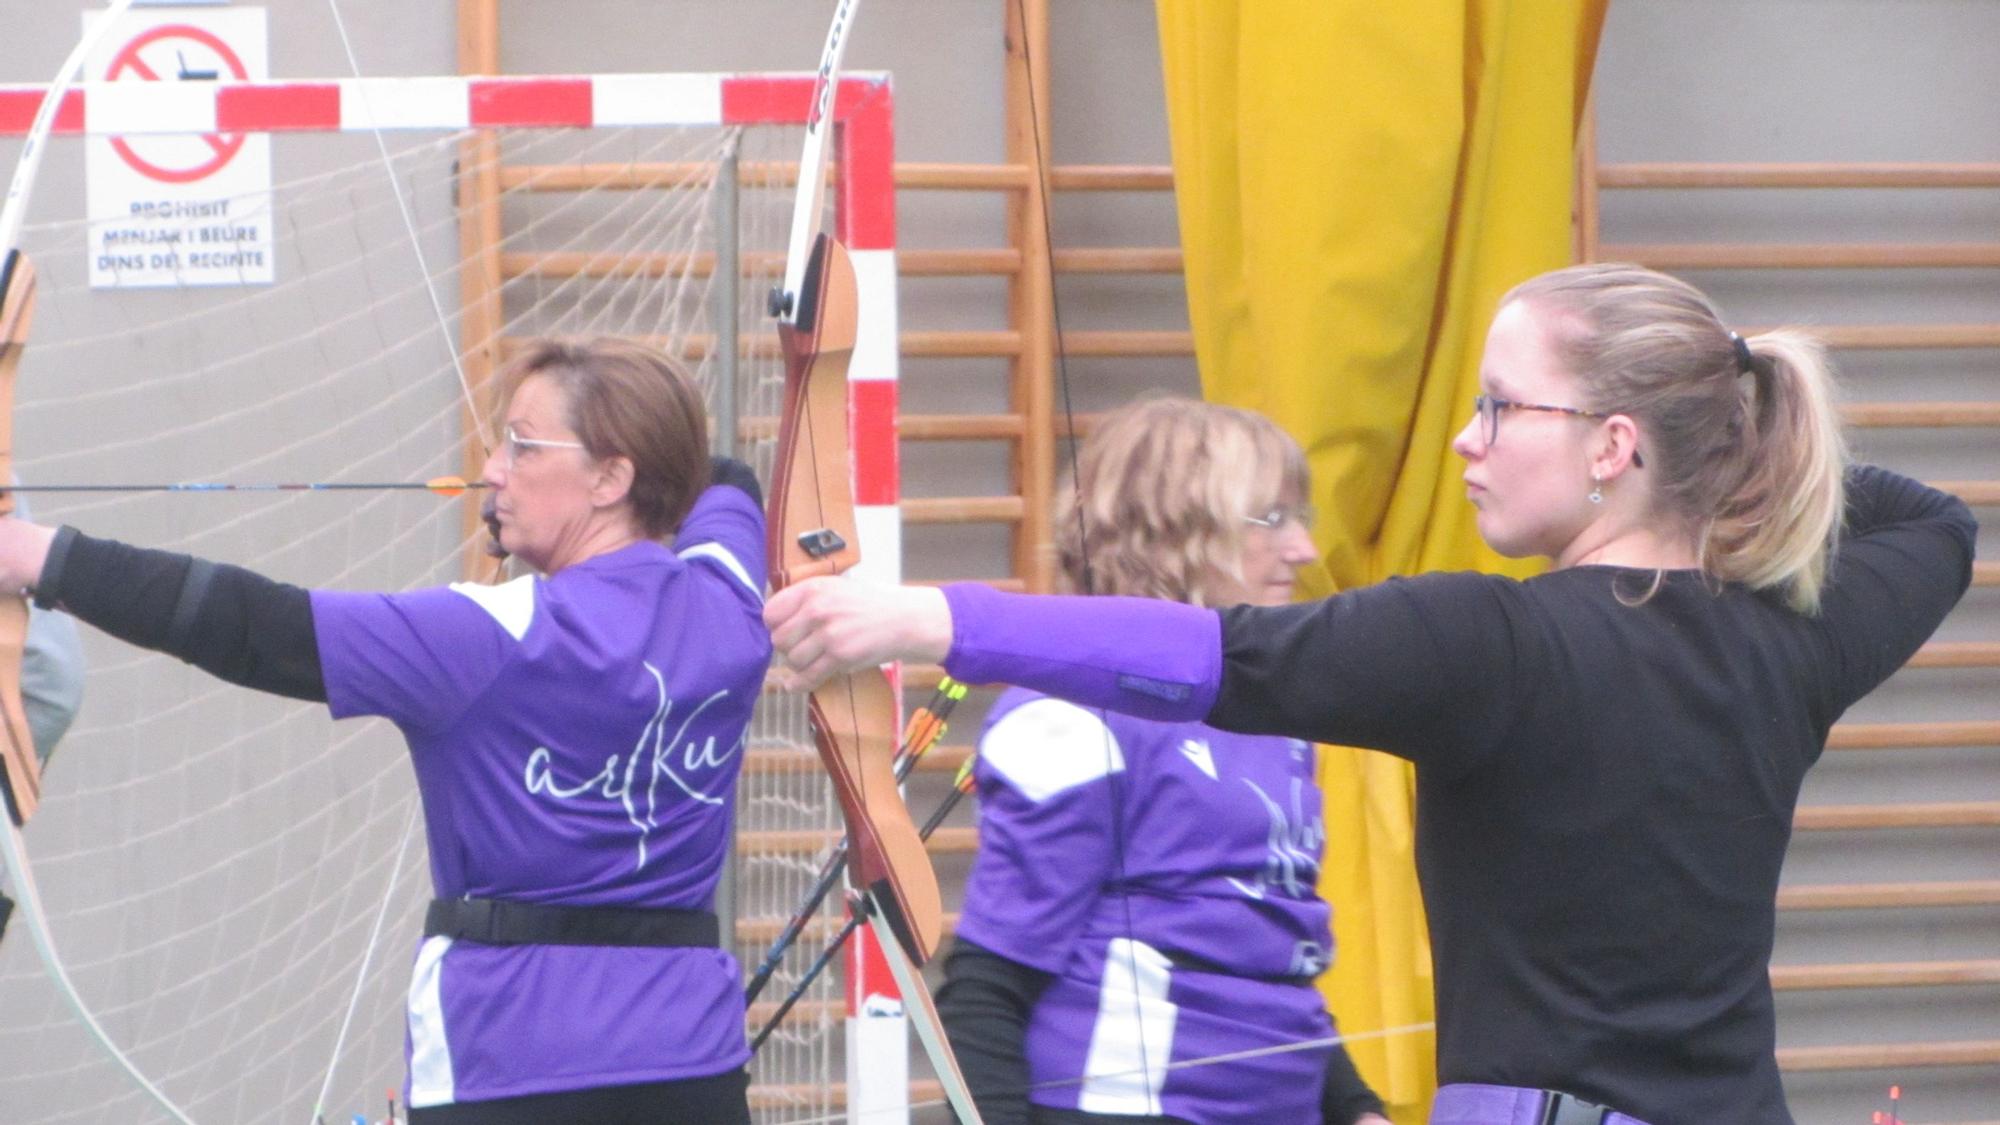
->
[762,3,985,1120]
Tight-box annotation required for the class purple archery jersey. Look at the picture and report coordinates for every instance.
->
[957,688,1337,1125]
[311,485,768,1108]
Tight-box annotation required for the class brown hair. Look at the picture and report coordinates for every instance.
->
[1503,263,1848,613]
[491,338,710,539]
[1052,396,1308,606]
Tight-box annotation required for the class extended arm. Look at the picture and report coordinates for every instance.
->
[769,569,1518,771]
[8,522,322,701]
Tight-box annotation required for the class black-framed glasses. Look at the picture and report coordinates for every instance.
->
[1471,394,1644,467]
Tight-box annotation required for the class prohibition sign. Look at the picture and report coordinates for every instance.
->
[105,24,250,184]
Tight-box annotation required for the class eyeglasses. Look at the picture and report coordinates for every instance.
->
[501,425,587,467]
[1244,503,1315,531]
[1471,394,1645,467]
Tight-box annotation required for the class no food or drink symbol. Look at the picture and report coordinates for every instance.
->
[105,24,249,184]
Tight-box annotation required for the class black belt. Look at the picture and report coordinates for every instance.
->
[1537,1089,1619,1125]
[425,897,719,948]
[1164,948,1317,987]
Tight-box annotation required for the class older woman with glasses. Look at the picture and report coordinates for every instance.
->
[935,396,1388,1125]
[0,339,769,1125]
[767,264,1977,1125]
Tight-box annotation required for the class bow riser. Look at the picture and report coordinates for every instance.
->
[768,234,864,585]
[0,250,39,825]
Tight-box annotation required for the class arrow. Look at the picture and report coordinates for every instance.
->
[4,476,485,496]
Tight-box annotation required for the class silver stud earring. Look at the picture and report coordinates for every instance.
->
[1588,473,1604,505]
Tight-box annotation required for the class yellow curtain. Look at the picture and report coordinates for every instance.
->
[1155,3,1605,1119]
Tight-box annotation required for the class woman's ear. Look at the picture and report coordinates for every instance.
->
[590,455,636,509]
[1595,414,1644,481]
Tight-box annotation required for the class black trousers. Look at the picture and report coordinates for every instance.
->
[408,1069,750,1125]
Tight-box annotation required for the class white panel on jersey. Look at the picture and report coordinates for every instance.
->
[678,542,761,600]
[406,936,457,1108]
[1078,938,1176,1115]
[981,697,1125,802]
[449,574,538,641]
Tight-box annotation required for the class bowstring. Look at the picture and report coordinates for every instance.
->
[804,17,870,904]
[307,800,422,1125]
[322,0,507,589]
[306,1,506,1108]
[324,0,496,458]
[0,3,205,1122]
[764,1021,1441,1125]
[1007,0,1162,1107]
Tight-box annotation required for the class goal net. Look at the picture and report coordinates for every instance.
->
[0,71,897,1125]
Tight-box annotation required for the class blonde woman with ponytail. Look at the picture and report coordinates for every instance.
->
[768,264,1977,1125]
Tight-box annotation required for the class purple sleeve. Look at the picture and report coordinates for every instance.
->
[671,484,768,603]
[940,584,1222,721]
[311,586,512,732]
[954,696,1124,974]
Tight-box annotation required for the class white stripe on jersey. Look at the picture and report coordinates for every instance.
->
[1078,937,1176,1115]
[448,575,538,641]
[677,542,761,600]
[406,936,457,1107]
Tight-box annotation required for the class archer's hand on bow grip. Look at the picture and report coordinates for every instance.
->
[764,578,953,692]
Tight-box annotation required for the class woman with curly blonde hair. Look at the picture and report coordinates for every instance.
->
[937,396,1390,1125]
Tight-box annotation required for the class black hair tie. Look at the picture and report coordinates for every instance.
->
[1728,331,1755,374]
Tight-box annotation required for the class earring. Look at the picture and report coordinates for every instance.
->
[1588,473,1603,505]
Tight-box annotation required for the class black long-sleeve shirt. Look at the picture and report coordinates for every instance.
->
[1205,467,1976,1124]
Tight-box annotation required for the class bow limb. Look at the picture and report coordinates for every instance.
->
[763,5,983,1120]
[1002,0,1168,1109]
[0,4,199,1123]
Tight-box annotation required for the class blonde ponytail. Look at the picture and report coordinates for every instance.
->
[1701,330,1848,612]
